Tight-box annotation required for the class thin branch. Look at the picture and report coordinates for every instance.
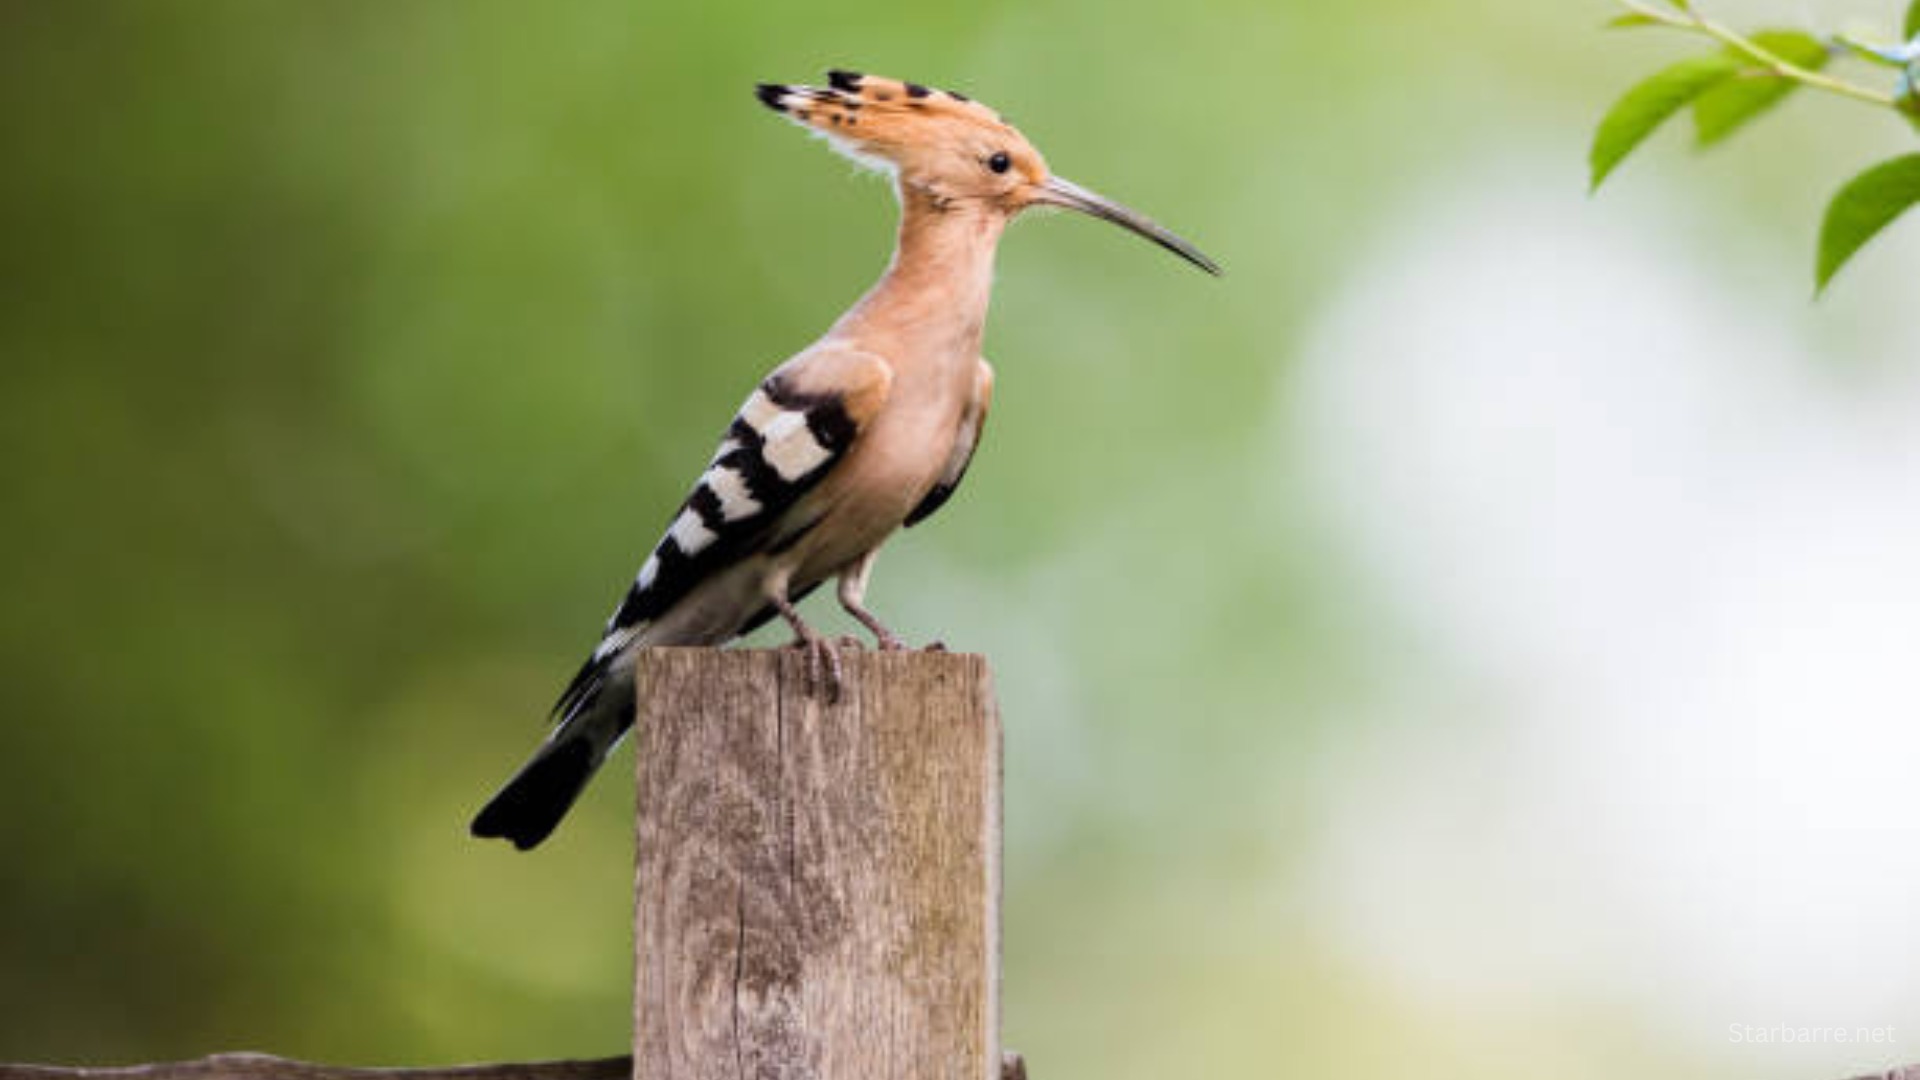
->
[1617,0,1899,106]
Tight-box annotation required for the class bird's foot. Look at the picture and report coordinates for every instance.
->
[845,606,908,651]
[773,591,843,701]
[922,640,949,653]
[787,633,844,702]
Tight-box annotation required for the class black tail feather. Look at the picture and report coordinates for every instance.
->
[470,737,597,851]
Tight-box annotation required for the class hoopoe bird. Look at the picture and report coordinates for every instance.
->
[472,71,1217,850]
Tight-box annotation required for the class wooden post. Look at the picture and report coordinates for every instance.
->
[633,648,1001,1080]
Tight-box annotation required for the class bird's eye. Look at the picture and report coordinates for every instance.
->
[987,151,1012,175]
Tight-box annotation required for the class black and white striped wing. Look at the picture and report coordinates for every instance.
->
[551,353,890,719]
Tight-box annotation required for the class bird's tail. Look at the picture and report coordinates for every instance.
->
[470,653,636,851]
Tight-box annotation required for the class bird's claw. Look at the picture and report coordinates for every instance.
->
[790,634,844,702]
[842,628,905,651]
[922,640,948,653]
[852,619,907,651]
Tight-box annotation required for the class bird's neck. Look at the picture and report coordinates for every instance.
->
[831,183,1006,364]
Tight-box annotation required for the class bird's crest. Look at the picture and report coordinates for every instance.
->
[754,70,1040,181]
[758,70,1007,127]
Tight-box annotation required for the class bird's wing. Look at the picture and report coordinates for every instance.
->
[905,358,994,527]
[552,346,893,720]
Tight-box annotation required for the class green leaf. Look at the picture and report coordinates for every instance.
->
[1743,29,1832,66]
[1693,31,1830,146]
[1607,12,1662,28]
[1591,55,1742,190]
[1907,0,1919,42]
[1816,153,1920,290]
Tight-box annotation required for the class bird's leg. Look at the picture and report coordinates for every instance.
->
[771,590,843,701]
[837,551,907,652]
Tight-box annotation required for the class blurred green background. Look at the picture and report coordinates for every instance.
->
[5,2,1920,1077]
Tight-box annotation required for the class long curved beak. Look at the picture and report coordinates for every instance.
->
[1034,176,1221,276]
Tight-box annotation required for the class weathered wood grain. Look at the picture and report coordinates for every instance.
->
[633,648,1001,1080]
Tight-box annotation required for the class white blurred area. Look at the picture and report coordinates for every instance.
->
[1293,170,1920,1075]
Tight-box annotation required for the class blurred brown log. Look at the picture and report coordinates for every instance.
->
[0,1055,630,1080]
[0,1052,1031,1080]
[633,647,1002,1080]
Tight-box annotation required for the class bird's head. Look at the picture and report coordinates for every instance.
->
[755,71,1219,276]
